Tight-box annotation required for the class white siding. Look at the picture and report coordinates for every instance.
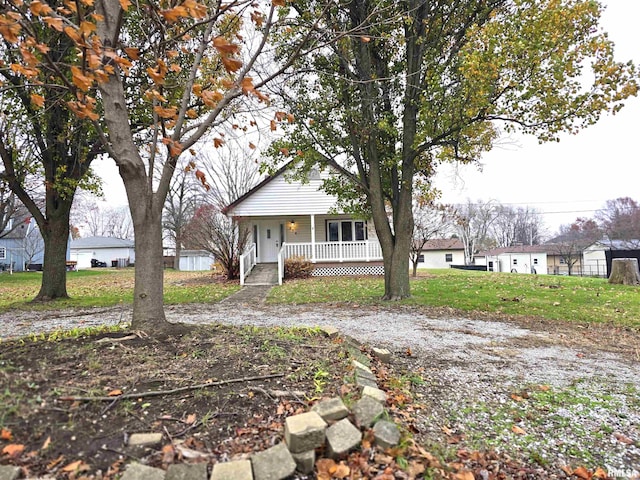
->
[70,247,135,266]
[417,250,465,269]
[491,253,547,274]
[227,173,339,216]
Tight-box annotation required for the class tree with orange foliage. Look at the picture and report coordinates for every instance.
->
[0,0,322,330]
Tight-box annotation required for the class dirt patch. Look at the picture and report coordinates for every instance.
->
[0,324,346,478]
[1,302,640,478]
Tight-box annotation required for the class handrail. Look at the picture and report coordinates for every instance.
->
[239,243,257,286]
[277,243,286,285]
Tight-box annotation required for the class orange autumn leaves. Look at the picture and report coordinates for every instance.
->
[0,0,278,151]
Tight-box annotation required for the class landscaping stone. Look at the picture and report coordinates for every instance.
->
[128,433,163,447]
[320,325,340,338]
[311,397,349,421]
[0,465,20,480]
[120,463,165,480]
[362,385,387,404]
[354,367,376,382]
[372,347,391,363]
[251,443,296,480]
[325,418,362,458]
[166,463,207,480]
[291,450,315,474]
[355,374,378,389]
[352,359,373,373]
[373,420,400,449]
[210,460,253,480]
[353,395,384,427]
[284,411,327,453]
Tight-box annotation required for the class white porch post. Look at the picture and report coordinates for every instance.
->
[311,214,316,263]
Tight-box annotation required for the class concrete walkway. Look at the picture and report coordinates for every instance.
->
[219,264,278,305]
[243,263,278,286]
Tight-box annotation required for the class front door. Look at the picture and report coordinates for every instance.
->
[258,221,283,262]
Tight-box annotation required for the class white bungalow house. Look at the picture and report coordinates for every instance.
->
[223,164,383,284]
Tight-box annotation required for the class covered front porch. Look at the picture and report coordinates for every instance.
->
[239,214,384,285]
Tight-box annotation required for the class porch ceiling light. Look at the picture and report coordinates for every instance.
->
[289,220,297,232]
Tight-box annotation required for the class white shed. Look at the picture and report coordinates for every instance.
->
[179,250,215,271]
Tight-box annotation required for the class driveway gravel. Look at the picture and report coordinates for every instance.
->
[1,300,639,477]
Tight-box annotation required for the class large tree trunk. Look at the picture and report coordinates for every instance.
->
[608,258,640,285]
[130,203,168,330]
[35,210,70,301]
[383,243,411,300]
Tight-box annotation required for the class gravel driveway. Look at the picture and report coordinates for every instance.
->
[1,300,639,477]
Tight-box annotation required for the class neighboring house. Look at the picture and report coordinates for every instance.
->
[179,250,215,271]
[477,245,548,274]
[223,164,382,283]
[0,217,46,272]
[70,236,135,269]
[414,239,465,269]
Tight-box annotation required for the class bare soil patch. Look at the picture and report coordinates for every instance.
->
[0,324,346,478]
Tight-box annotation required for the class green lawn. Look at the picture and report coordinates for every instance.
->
[0,269,240,311]
[2,268,639,328]
[268,269,640,328]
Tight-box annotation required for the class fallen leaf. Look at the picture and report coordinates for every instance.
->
[41,436,51,450]
[454,471,475,480]
[593,467,608,479]
[2,444,24,457]
[510,394,524,402]
[107,389,123,397]
[62,460,90,472]
[573,466,591,480]
[333,462,350,478]
[511,425,526,435]
[185,413,197,425]
[614,432,634,445]
[0,428,12,440]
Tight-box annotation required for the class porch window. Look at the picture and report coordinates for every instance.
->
[327,220,368,242]
[0,246,5,260]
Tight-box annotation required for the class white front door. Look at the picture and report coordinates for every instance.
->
[258,221,283,262]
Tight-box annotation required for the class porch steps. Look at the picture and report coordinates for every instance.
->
[244,263,278,286]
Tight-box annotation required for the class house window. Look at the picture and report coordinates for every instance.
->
[418,254,425,263]
[513,259,518,265]
[445,253,453,262]
[327,220,368,242]
[559,258,566,264]
[533,258,539,265]
[0,247,5,260]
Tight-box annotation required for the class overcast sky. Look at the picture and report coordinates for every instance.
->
[94,0,639,236]
[436,0,640,235]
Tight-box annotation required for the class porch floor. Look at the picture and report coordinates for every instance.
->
[244,263,278,286]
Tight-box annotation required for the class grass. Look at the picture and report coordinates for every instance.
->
[268,269,640,328]
[0,268,240,312]
[3,267,640,328]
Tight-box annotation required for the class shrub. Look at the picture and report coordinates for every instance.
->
[284,255,313,279]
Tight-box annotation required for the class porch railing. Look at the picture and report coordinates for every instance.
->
[239,243,257,286]
[284,241,383,263]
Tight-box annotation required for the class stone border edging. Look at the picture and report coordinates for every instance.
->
[112,327,399,480]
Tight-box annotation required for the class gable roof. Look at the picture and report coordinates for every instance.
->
[418,238,464,251]
[222,162,292,215]
[71,236,134,249]
[223,161,340,217]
